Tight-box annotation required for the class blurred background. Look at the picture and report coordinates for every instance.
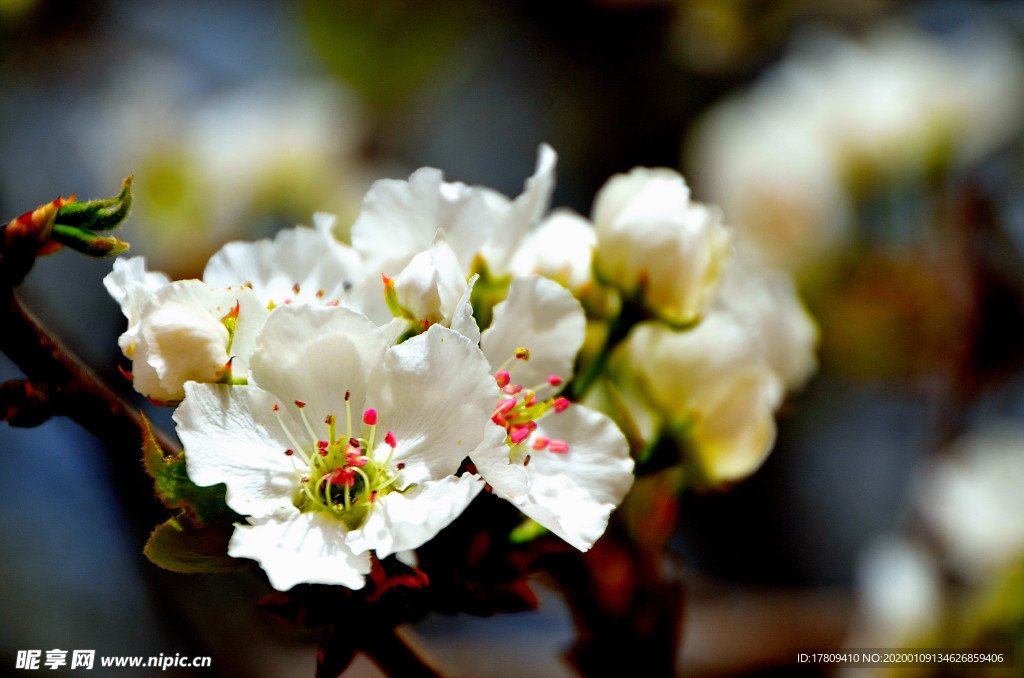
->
[3,0,1024,675]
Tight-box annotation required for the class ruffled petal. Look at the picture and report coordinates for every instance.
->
[351,167,499,274]
[450,274,481,345]
[229,511,372,591]
[176,383,302,518]
[481,275,585,398]
[249,305,390,421]
[203,225,370,311]
[369,325,498,484]
[391,232,467,326]
[496,404,633,551]
[345,474,484,558]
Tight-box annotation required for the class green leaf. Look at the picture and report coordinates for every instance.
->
[141,414,241,526]
[55,175,133,231]
[144,515,250,574]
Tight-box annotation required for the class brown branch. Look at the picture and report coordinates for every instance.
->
[360,625,449,678]
[0,282,180,455]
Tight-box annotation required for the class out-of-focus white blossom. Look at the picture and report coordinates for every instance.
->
[915,425,1024,582]
[689,20,1024,271]
[717,253,819,391]
[592,167,731,326]
[86,68,373,273]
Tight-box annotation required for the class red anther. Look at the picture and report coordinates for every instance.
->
[532,436,550,451]
[510,427,530,444]
[549,440,569,454]
[284,449,295,456]
[271,404,280,411]
[503,384,523,395]
[292,283,301,294]
[494,371,511,388]
[515,347,530,360]
[344,390,351,401]
[363,408,377,425]
[325,415,335,425]
[316,289,325,298]
[346,451,368,467]
[294,400,306,408]
[523,454,531,467]
[385,431,397,448]
[369,491,378,503]
[348,437,360,448]
[328,468,355,486]
[492,413,508,427]
[553,397,570,412]
[326,300,339,307]
[396,463,405,470]
[525,421,538,433]
[495,398,517,415]
[547,375,563,387]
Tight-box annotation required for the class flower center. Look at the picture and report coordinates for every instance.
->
[490,348,571,466]
[272,392,403,530]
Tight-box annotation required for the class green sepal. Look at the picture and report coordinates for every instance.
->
[55,175,133,231]
[141,414,241,526]
[468,255,510,331]
[508,517,549,545]
[50,223,130,258]
[144,514,251,574]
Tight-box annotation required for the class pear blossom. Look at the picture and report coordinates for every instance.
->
[716,253,818,391]
[176,304,506,590]
[104,257,268,402]
[203,213,391,324]
[351,144,556,277]
[914,425,1024,582]
[592,167,732,326]
[615,313,783,483]
[460,275,635,551]
[385,232,467,326]
[508,208,598,296]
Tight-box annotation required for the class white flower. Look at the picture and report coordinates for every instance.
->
[104,257,268,403]
[617,313,783,483]
[203,213,391,324]
[716,254,818,391]
[387,232,467,327]
[592,167,731,326]
[350,144,556,281]
[459,275,635,551]
[176,304,505,591]
[914,425,1024,582]
[508,208,597,296]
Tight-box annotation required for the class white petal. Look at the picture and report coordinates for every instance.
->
[104,256,170,309]
[203,225,369,310]
[346,474,484,558]
[481,275,586,397]
[229,512,371,591]
[176,383,303,518]
[593,167,731,325]
[134,280,250,401]
[509,208,596,293]
[351,167,498,274]
[249,305,389,421]
[369,326,499,483]
[450,274,481,345]
[391,233,467,326]
[497,404,633,551]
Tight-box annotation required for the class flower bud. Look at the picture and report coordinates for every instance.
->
[593,168,731,327]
